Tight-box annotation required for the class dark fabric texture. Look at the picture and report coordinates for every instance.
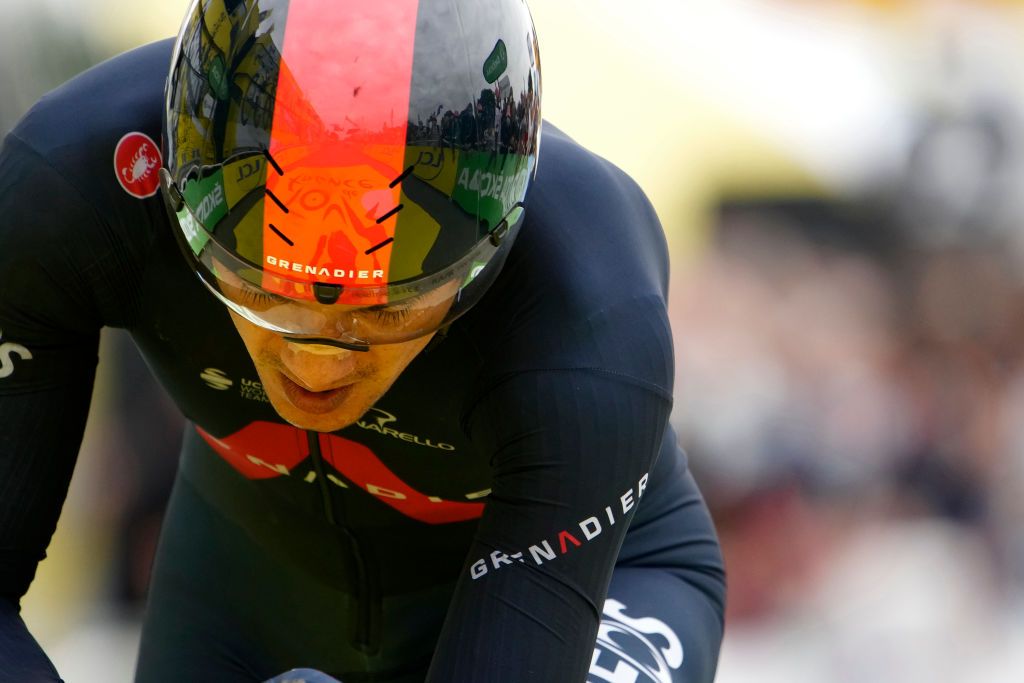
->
[0,39,725,683]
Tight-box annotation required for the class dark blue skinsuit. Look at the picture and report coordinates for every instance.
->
[0,41,725,683]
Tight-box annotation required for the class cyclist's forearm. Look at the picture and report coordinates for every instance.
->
[0,356,97,682]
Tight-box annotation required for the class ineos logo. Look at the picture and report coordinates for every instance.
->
[588,599,683,683]
[201,368,234,391]
[0,329,33,379]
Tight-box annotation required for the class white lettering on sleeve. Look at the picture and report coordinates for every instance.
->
[620,489,634,514]
[0,332,33,379]
[528,540,556,565]
[580,516,602,541]
[471,559,488,579]
[490,551,514,569]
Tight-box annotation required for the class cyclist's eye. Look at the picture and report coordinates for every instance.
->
[238,287,284,309]
[366,294,425,327]
[372,307,411,325]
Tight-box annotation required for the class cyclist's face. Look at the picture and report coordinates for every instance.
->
[226,305,442,433]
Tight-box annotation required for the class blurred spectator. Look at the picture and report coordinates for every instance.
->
[100,331,183,612]
[0,3,106,133]
[669,191,1024,679]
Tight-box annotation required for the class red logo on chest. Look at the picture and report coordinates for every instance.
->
[114,132,162,198]
[196,422,485,524]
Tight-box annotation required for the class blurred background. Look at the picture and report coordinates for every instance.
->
[4,0,1024,681]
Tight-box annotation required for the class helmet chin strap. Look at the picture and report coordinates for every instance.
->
[283,336,370,353]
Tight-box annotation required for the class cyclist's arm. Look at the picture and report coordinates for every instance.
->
[426,368,724,682]
[0,598,63,682]
[0,133,106,681]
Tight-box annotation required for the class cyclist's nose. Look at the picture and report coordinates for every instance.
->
[280,341,359,391]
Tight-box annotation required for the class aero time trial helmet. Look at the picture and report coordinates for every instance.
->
[161,0,542,350]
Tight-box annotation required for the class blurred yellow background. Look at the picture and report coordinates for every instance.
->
[6,1,1024,681]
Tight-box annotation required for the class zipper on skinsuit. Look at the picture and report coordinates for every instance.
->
[306,431,382,654]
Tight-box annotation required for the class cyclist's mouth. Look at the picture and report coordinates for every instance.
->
[278,372,355,414]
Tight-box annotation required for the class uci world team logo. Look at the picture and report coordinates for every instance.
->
[588,599,684,683]
[0,329,33,379]
[114,132,162,199]
[200,368,234,391]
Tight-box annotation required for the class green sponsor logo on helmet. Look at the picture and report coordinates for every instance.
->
[177,206,209,256]
[181,169,228,254]
[207,54,230,101]
[452,152,530,232]
[483,39,508,84]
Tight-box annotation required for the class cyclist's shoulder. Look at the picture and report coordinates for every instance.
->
[496,123,669,315]
[530,123,651,211]
[524,122,666,276]
[463,126,673,387]
[6,39,172,195]
[0,40,175,324]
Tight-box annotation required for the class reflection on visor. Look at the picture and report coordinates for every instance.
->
[163,154,524,344]
[208,266,460,346]
[166,167,524,346]
[190,231,495,345]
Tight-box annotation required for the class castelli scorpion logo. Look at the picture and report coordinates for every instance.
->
[114,132,163,199]
[123,145,158,184]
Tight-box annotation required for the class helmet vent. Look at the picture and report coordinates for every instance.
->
[389,165,415,189]
[262,148,284,177]
[365,237,395,256]
[375,204,405,224]
[265,188,290,214]
[268,223,295,247]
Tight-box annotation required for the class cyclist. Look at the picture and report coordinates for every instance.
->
[0,1,725,681]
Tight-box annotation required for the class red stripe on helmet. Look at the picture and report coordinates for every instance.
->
[262,0,420,298]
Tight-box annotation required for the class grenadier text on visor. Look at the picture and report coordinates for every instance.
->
[266,256,384,281]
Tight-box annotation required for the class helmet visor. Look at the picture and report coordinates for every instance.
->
[165,168,522,346]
